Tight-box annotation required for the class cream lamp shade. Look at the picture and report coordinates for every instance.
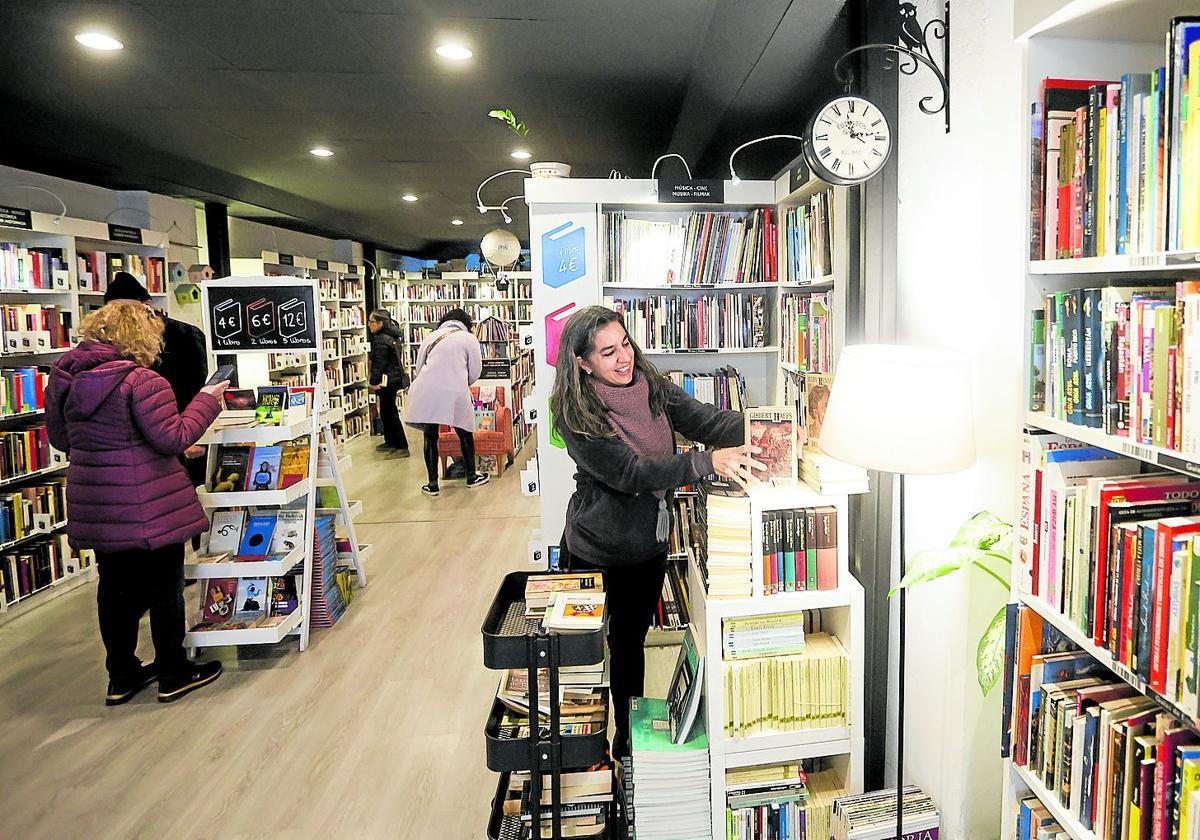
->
[818,344,976,475]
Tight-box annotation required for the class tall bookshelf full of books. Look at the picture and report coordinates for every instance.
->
[1005,6,1200,840]
[230,251,371,448]
[0,208,177,623]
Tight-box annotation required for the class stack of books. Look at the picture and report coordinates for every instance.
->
[723,633,849,737]
[496,669,606,727]
[628,696,712,840]
[309,514,346,628]
[522,572,604,622]
[800,452,869,496]
[699,481,753,599]
[725,764,845,840]
[723,611,807,660]
[500,767,613,837]
[831,787,939,840]
[543,592,605,633]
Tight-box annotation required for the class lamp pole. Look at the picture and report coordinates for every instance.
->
[897,471,906,840]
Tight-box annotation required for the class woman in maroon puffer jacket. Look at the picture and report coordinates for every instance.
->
[47,300,228,706]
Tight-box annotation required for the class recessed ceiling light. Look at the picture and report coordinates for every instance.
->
[401,193,419,202]
[451,218,465,226]
[75,32,123,51]
[510,149,532,160]
[436,43,473,60]
[309,147,334,158]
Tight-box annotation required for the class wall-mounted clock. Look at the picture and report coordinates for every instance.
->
[802,95,892,186]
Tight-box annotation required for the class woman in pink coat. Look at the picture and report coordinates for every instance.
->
[404,308,488,496]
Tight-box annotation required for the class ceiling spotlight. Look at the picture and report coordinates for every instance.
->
[309,147,334,158]
[75,31,123,51]
[436,43,473,60]
[510,149,532,160]
[451,218,465,226]
[401,193,419,202]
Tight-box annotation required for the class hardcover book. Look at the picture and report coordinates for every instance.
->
[745,406,797,484]
[210,445,251,492]
[254,386,287,426]
[248,445,283,491]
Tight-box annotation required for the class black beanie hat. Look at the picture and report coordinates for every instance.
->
[104,271,151,304]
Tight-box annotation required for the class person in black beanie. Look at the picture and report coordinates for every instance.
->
[104,272,209,487]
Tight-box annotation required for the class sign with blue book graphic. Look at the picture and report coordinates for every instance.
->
[540,221,586,287]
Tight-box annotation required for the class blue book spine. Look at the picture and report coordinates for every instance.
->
[1118,74,1131,254]
[1083,288,1104,428]
[1019,797,1032,839]
[1080,711,1098,829]
[21,367,35,412]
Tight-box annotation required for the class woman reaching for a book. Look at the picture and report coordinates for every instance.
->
[550,304,766,758]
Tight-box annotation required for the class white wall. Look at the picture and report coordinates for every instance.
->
[227,216,348,263]
[889,0,1025,835]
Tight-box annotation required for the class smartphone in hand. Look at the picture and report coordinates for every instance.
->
[206,364,235,386]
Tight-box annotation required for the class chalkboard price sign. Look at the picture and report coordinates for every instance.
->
[204,280,319,353]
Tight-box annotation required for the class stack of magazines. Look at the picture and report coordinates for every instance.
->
[831,786,939,840]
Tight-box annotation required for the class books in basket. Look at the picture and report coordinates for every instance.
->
[745,406,797,484]
[544,592,605,633]
[524,572,604,619]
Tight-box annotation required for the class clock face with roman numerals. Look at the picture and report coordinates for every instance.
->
[803,95,892,186]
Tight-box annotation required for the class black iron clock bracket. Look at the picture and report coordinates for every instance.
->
[833,0,950,133]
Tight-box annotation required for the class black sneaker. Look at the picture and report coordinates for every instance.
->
[376,442,397,452]
[466,472,490,488]
[105,663,158,706]
[421,483,440,497]
[157,660,222,703]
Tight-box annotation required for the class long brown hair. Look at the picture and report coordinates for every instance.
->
[549,305,670,439]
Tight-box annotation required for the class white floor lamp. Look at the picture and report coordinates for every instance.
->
[818,344,976,840]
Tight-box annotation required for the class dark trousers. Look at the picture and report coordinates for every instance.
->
[95,544,189,683]
[378,384,408,450]
[567,548,668,757]
[421,424,474,484]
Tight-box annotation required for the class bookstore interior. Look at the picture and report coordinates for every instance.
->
[2,0,1200,838]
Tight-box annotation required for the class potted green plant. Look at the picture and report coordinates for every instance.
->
[891,510,1012,695]
[488,108,570,178]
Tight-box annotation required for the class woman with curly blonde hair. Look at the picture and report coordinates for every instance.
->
[47,301,229,706]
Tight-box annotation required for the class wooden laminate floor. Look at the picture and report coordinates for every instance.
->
[0,432,538,839]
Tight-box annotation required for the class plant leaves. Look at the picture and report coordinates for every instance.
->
[888,546,985,596]
[976,605,1009,695]
[949,511,1013,557]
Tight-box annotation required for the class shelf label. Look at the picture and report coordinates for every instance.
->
[481,359,512,380]
[1158,453,1200,477]
[277,253,295,267]
[0,205,32,230]
[786,154,811,193]
[107,223,143,245]
[656,178,724,203]
[347,264,358,275]
[316,259,329,271]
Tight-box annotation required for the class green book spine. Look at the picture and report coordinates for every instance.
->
[805,509,818,591]
[783,510,796,593]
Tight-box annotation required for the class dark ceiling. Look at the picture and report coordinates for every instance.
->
[0,0,851,257]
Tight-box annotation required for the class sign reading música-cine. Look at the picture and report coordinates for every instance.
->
[656,178,724,203]
[202,277,319,353]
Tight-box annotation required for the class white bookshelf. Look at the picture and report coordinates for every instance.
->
[1005,3,1200,834]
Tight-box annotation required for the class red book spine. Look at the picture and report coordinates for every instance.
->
[1167,345,1177,450]
[1032,469,1044,598]
[1150,524,1186,693]
[1119,526,1137,664]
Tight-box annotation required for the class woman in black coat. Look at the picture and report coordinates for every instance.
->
[550,305,765,756]
[367,309,410,456]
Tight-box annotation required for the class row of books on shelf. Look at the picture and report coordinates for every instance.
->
[723,632,849,737]
[606,293,769,351]
[209,440,310,493]
[0,366,46,417]
[0,481,65,546]
[0,535,87,606]
[1004,601,1200,840]
[724,610,809,660]
[783,188,835,284]
[201,507,305,562]
[726,763,846,840]
[760,506,839,595]
[0,304,73,354]
[1029,20,1200,261]
[475,315,511,343]
[500,766,614,838]
[0,426,62,482]
[406,282,459,301]
[0,245,69,291]
[666,366,748,411]
[781,291,834,374]
[193,574,298,631]
[603,208,779,287]
[652,555,690,632]
[77,252,165,293]
[1018,428,1200,713]
[1030,282,1200,449]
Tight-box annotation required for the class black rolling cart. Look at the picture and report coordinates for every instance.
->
[481,570,626,840]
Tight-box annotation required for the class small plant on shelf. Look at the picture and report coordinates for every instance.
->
[891,510,1012,695]
[488,108,529,138]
